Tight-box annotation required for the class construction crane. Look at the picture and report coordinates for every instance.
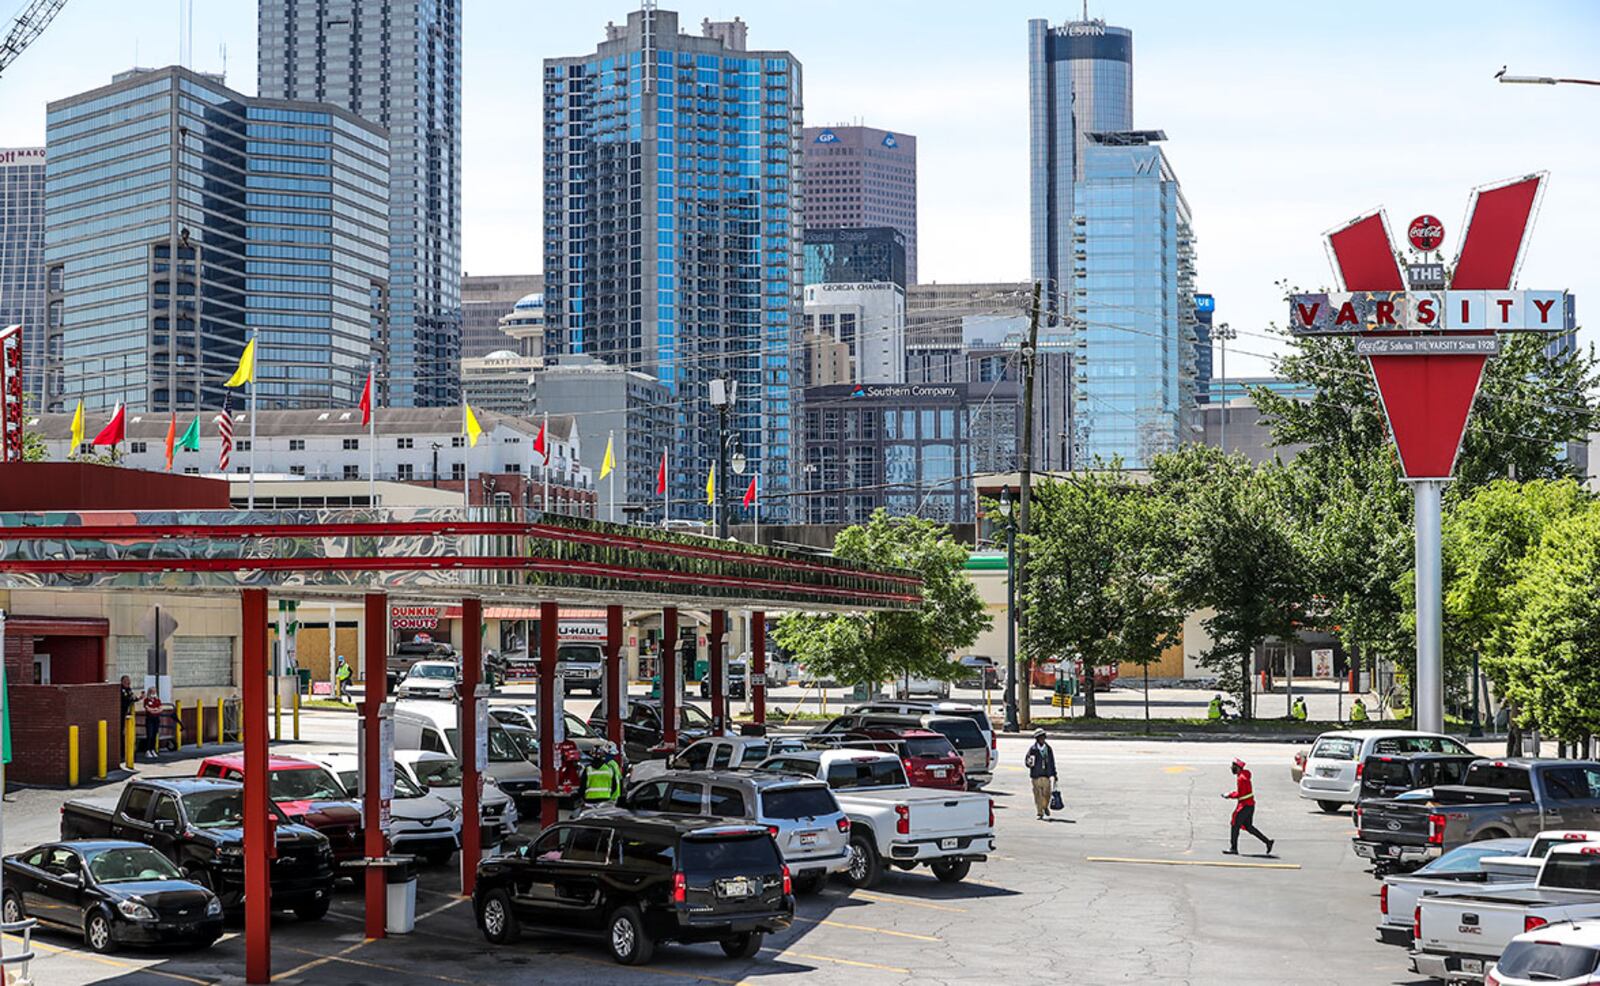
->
[0,0,67,78]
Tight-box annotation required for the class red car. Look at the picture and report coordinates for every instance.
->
[845,726,967,790]
[197,755,363,862]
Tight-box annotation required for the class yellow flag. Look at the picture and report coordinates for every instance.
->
[224,338,256,387]
[705,463,715,505]
[464,403,484,447]
[69,400,84,457]
[599,433,615,479]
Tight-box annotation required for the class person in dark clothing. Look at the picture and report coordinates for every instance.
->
[1223,757,1273,855]
[119,676,136,723]
[1024,728,1058,819]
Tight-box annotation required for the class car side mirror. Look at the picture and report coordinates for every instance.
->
[153,819,176,833]
[61,871,81,885]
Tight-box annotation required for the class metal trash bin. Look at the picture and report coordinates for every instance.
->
[385,857,418,934]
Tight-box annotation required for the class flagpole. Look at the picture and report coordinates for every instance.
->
[367,358,376,507]
[247,328,258,511]
[754,474,760,546]
[542,412,550,513]
[663,448,670,528]
[608,429,615,522]
[462,407,471,511]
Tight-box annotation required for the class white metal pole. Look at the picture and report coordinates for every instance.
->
[663,449,669,527]
[608,429,616,523]
[247,329,258,510]
[367,358,377,506]
[543,412,550,513]
[328,603,337,699]
[1413,479,1445,733]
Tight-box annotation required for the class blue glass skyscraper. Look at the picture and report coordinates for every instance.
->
[544,9,802,521]
[0,147,46,406]
[43,67,389,413]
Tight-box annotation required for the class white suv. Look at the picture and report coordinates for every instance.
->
[1299,729,1473,812]
[310,753,462,865]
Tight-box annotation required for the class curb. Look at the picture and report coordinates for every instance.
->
[1000,730,1321,744]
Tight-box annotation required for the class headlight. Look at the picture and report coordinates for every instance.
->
[205,897,223,917]
[118,899,156,920]
[446,804,459,821]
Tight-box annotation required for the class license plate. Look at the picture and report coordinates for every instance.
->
[716,877,755,899]
[1461,959,1483,975]
[1317,767,1339,778]
[931,767,948,776]
[1384,846,1400,858]
[939,837,959,850]
[799,833,818,846]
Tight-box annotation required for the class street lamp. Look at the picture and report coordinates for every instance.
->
[1495,66,1600,87]
[999,486,1019,733]
[709,378,736,539]
[1213,322,1236,452]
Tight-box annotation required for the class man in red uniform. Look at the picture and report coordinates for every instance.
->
[1222,757,1273,855]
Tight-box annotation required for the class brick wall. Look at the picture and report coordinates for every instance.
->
[36,634,103,684]
[3,630,33,684]
[8,683,122,786]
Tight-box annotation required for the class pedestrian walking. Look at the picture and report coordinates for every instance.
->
[334,655,353,703]
[141,688,163,758]
[1222,757,1273,855]
[1024,728,1058,820]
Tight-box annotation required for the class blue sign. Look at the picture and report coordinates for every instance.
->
[1194,293,1215,314]
[882,133,898,148]
[850,384,867,398]
[815,129,839,144]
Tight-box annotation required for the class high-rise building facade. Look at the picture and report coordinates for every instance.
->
[801,282,905,385]
[1073,134,1196,467]
[803,226,905,289]
[43,67,389,413]
[461,273,542,358]
[801,125,917,283]
[1193,292,1215,403]
[259,0,463,408]
[544,8,803,521]
[1028,17,1132,324]
[0,147,46,406]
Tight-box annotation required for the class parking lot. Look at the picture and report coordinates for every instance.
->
[1,707,1459,985]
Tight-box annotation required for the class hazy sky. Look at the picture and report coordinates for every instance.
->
[2,0,1596,377]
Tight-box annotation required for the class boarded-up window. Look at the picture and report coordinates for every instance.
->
[170,636,234,687]
[115,636,148,683]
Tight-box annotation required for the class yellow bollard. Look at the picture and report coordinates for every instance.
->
[96,720,108,779]
[274,689,282,741]
[217,697,226,743]
[68,725,80,786]
[293,688,301,741]
[175,700,184,749]
[195,701,204,748]
[125,714,135,769]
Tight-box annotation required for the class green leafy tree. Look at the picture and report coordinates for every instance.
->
[1502,502,1600,742]
[1022,467,1184,720]
[772,511,989,693]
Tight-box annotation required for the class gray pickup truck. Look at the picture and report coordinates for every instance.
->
[1355,759,1600,874]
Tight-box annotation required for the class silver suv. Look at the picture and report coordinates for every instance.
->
[616,770,850,892]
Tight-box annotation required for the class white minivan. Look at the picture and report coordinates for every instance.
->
[1298,728,1475,812]
[393,700,542,813]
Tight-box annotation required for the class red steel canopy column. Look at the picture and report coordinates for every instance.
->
[361,593,388,939]
[659,606,678,751]
[241,588,271,983]
[605,604,624,754]
[708,609,726,735]
[538,601,560,828]
[460,597,482,894]
[751,611,766,727]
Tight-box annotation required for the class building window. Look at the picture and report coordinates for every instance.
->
[397,463,414,480]
[451,436,465,448]
[506,463,521,474]
[289,439,305,451]
[236,440,251,451]
[451,463,465,480]
[129,442,148,454]
[343,465,359,480]
[184,467,199,475]
[343,438,360,450]
[289,465,305,476]
[236,466,249,474]
[396,437,414,450]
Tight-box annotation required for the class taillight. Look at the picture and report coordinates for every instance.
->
[1354,807,1363,829]
[894,804,910,835]
[1356,763,1365,778]
[991,731,997,751]
[1526,915,1549,934]
[1413,905,1422,941]
[671,871,686,904]
[1380,884,1388,916]
[989,799,995,828]
[1484,973,1499,986]
[781,864,791,896]
[767,825,779,839]
[836,816,850,834]
[1427,813,1447,846]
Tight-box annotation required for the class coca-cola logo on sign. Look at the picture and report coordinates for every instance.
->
[1408,215,1445,251]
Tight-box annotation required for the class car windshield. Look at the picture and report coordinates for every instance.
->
[1534,836,1596,858]
[928,718,985,750]
[182,789,287,828]
[1420,844,1514,874]
[413,759,463,788]
[680,835,779,873]
[87,847,182,884]
[904,736,957,759]
[681,705,712,729]
[1463,763,1534,792]
[1495,940,1600,980]
[268,768,347,802]
[558,645,602,665]
[1540,855,1600,891]
[563,713,594,738]
[335,769,423,799]
[761,785,839,820]
[1310,737,1360,761]
[500,728,536,761]
[826,758,907,789]
[412,664,456,679]
[1363,759,1415,787]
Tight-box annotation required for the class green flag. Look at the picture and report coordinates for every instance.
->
[177,416,201,452]
[1,658,10,765]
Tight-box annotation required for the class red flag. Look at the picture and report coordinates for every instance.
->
[164,412,177,471]
[358,369,373,426]
[534,417,548,463]
[91,403,126,447]
[743,475,757,508]
[656,449,668,495]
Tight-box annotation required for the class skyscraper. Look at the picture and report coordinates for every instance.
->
[1028,17,1132,323]
[43,67,389,413]
[544,9,803,522]
[804,227,906,289]
[802,125,918,282]
[0,147,46,406]
[461,273,543,358]
[259,0,462,408]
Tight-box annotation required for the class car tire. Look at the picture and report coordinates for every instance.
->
[1,890,24,925]
[84,910,116,954]
[294,894,332,922]
[931,858,971,883]
[479,888,520,944]
[1316,801,1343,814]
[792,872,826,895]
[720,931,763,959]
[842,834,883,889]
[607,905,654,965]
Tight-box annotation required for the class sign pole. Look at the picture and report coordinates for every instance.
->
[1413,479,1445,733]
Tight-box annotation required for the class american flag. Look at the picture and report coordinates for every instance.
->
[215,393,233,471]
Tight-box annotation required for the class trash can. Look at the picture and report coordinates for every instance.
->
[385,858,418,934]
[296,668,313,694]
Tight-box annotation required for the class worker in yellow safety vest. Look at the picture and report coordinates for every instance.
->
[1350,698,1369,723]
[583,746,624,804]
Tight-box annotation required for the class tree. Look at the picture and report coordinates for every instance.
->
[771,511,989,694]
[1154,446,1311,718]
[1022,468,1184,720]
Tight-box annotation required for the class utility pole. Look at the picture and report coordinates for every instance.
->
[1214,322,1235,453]
[1002,486,1018,733]
[1016,281,1041,729]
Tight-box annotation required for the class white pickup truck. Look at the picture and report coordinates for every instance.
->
[756,749,994,889]
[1413,844,1600,982]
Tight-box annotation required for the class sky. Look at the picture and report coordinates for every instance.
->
[1,0,1597,377]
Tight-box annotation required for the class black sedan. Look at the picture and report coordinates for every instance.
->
[2,840,223,953]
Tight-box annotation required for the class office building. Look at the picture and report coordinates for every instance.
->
[0,147,46,405]
[1028,16,1133,323]
[906,280,1028,351]
[1194,293,1215,404]
[803,227,905,289]
[462,273,542,358]
[802,125,917,282]
[1073,132,1197,467]
[259,0,463,408]
[544,8,804,522]
[530,355,674,522]
[43,67,389,413]
[497,291,547,358]
[461,350,541,416]
[801,281,905,385]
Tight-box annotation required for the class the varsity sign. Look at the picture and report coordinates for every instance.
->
[1289,290,1571,335]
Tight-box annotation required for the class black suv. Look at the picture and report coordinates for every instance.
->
[473,812,793,965]
[590,699,714,762]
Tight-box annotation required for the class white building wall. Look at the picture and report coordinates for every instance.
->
[803,282,906,384]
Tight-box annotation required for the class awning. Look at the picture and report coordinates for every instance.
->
[440,606,606,621]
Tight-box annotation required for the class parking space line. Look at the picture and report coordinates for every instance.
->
[792,916,940,942]
[417,897,468,921]
[282,942,746,986]
[3,934,214,984]
[1085,855,1301,870]
[763,947,912,974]
[843,890,968,912]
[271,939,369,981]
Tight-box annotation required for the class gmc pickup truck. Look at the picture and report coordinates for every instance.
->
[1354,759,1600,875]
[60,777,336,919]
[1413,844,1600,982]
[755,749,993,889]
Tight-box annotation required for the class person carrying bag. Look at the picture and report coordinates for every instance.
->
[1025,728,1059,820]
